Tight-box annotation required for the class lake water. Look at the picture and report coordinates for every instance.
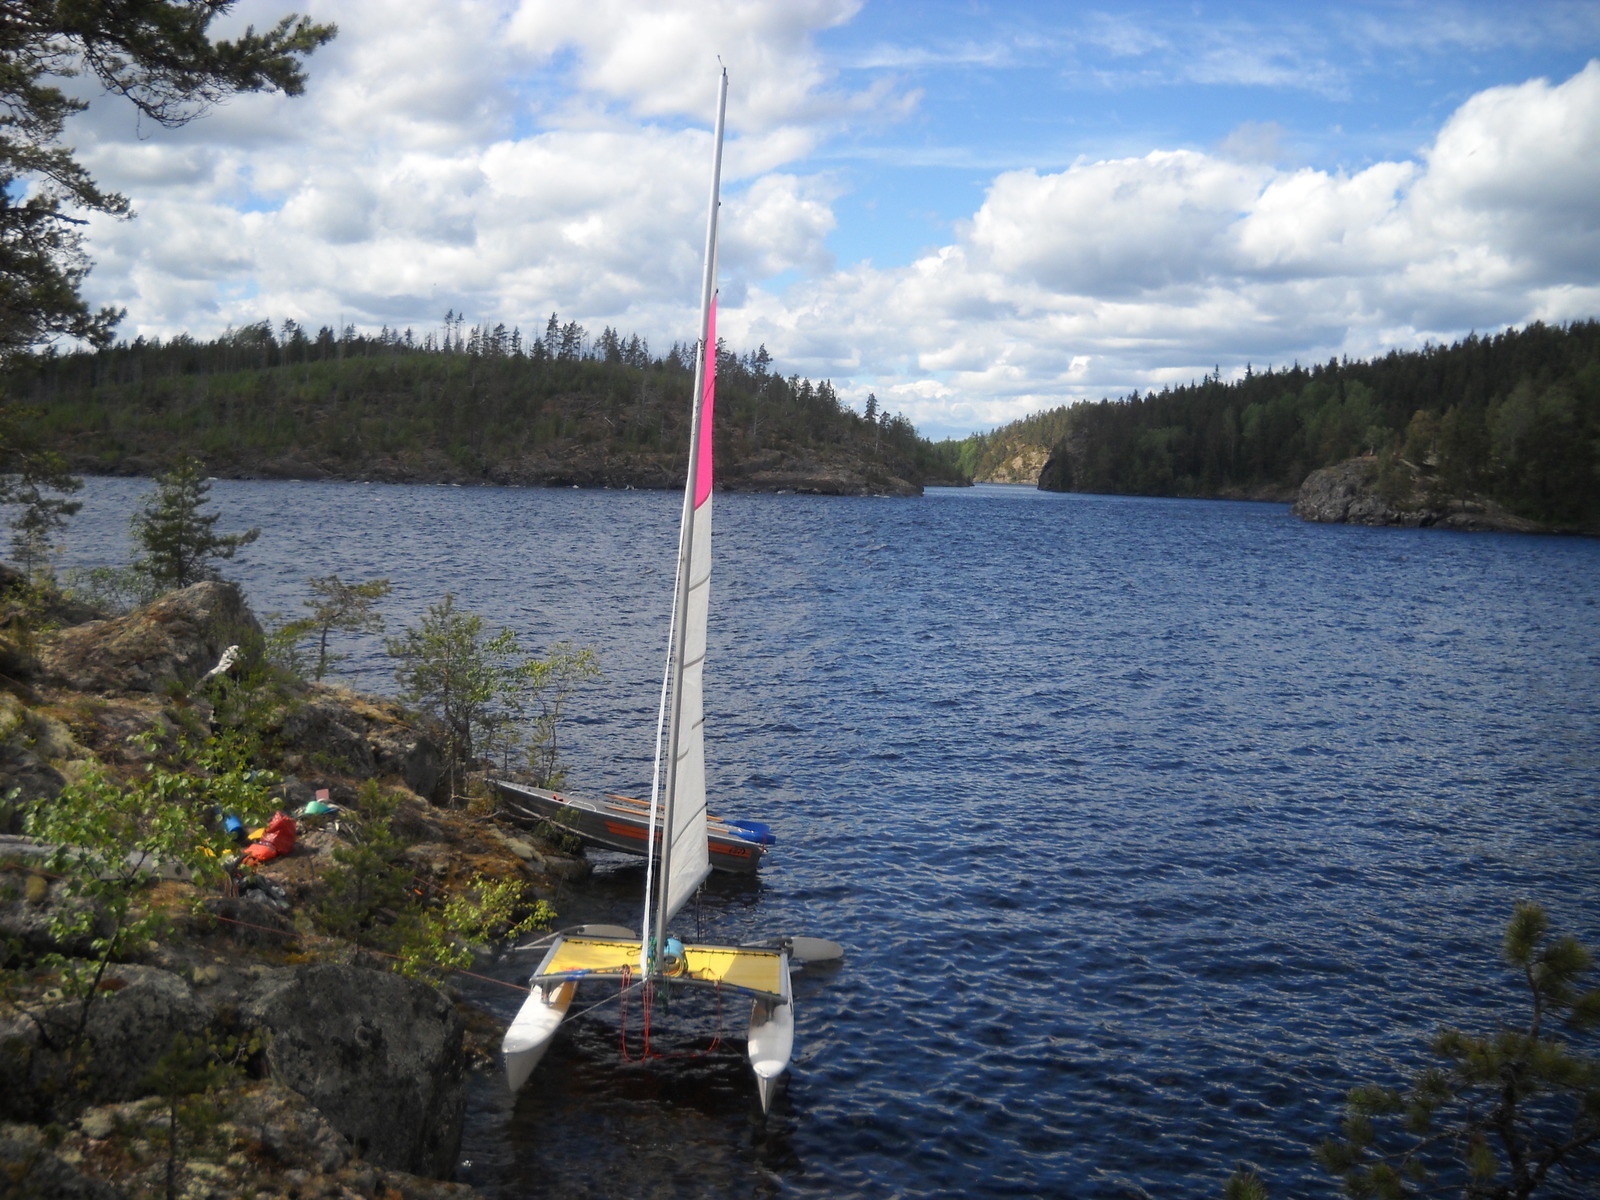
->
[59,479,1600,1198]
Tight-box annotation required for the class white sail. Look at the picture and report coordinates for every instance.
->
[661,309,717,925]
[646,68,727,951]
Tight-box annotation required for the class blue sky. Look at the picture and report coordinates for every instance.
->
[813,3,1600,264]
[66,0,1600,438]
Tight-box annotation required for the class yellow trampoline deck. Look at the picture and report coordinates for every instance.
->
[533,936,786,999]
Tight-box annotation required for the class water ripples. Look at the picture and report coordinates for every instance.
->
[60,478,1600,1199]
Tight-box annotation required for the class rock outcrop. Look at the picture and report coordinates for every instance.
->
[273,686,446,801]
[1293,457,1545,533]
[0,961,468,1179]
[242,964,466,1178]
[0,965,209,1123]
[0,578,587,1197]
[0,693,89,820]
[14,576,447,804]
[39,581,262,693]
[979,443,1051,485]
[0,1080,477,1199]
[718,449,921,496]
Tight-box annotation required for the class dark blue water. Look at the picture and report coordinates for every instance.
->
[60,479,1600,1198]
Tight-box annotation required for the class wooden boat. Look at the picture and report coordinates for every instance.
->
[492,778,771,873]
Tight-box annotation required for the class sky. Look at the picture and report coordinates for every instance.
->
[61,0,1600,440]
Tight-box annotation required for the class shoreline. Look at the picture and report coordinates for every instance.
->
[69,460,953,498]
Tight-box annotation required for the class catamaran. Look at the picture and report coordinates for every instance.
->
[500,67,836,1114]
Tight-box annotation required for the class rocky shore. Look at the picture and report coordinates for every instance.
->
[0,578,592,1199]
[1292,456,1552,533]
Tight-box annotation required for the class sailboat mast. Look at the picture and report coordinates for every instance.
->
[649,66,728,970]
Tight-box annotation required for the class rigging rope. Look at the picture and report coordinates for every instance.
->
[616,970,725,1061]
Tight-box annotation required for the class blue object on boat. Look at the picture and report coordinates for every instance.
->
[724,820,775,846]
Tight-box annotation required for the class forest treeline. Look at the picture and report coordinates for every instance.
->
[947,320,1600,527]
[0,314,964,491]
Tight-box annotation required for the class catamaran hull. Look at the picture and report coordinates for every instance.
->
[503,978,575,1093]
[492,779,766,873]
[747,950,794,1114]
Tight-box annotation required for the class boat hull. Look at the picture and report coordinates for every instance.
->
[747,950,794,1114]
[502,978,575,1093]
[492,779,766,873]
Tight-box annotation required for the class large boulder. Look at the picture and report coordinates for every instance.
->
[242,964,466,1178]
[1293,456,1545,532]
[1293,456,1408,525]
[0,854,110,960]
[281,699,379,779]
[0,965,208,1123]
[369,720,445,800]
[0,694,87,824]
[39,581,262,694]
[0,572,104,686]
[0,1121,123,1199]
[273,687,445,801]
[2,1079,480,1199]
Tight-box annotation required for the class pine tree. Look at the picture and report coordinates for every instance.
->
[295,574,391,681]
[386,594,522,802]
[131,456,259,590]
[1315,902,1600,1199]
[0,3,335,362]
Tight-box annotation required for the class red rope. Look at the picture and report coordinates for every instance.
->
[706,981,723,1054]
[618,965,637,1060]
[614,976,726,1061]
[642,976,655,1059]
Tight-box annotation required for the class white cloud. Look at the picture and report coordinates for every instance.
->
[54,2,1600,440]
[742,59,1600,434]
[65,0,884,348]
[505,0,869,131]
[1412,61,1600,280]
[967,153,1274,296]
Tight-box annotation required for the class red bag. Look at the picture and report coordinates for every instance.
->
[242,811,297,864]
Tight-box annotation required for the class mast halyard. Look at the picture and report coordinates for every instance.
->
[642,65,729,975]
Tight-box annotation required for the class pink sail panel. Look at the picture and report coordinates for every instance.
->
[694,294,717,509]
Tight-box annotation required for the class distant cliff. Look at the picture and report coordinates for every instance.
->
[982,443,1052,484]
[940,406,1072,484]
